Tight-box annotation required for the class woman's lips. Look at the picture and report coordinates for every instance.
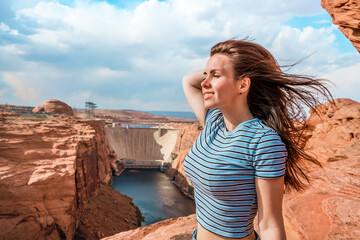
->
[203,92,214,100]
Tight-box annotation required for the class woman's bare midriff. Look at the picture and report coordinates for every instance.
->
[196,223,256,240]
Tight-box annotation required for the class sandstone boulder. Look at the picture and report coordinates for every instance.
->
[321,0,360,53]
[102,214,197,240]
[305,98,360,162]
[33,99,74,116]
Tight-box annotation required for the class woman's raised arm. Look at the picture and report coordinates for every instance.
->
[182,70,207,125]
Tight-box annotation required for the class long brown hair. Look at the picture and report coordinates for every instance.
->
[211,40,333,191]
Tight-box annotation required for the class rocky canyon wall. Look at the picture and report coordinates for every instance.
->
[166,123,202,198]
[0,111,138,240]
[321,0,360,53]
[282,98,360,239]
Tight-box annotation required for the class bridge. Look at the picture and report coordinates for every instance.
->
[105,126,179,170]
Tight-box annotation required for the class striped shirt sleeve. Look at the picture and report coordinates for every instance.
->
[253,130,287,178]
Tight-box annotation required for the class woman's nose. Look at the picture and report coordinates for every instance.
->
[201,77,210,88]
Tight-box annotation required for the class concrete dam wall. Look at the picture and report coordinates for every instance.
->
[105,127,179,167]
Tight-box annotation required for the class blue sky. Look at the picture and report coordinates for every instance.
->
[0,0,359,111]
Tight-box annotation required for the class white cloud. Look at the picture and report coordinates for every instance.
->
[0,0,358,110]
[94,68,128,78]
[0,22,18,35]
[67,89,93,108]
[0,22,10,31]
[271,26,337,62]
[18,2,71,25]
[323,62,360,101]
[314,19,331,24]
[66,90,146,110]
[3,72,39,102]
[0,88,5,97]
[269,25,360,103]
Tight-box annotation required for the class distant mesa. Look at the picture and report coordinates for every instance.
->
[33,99,74,116]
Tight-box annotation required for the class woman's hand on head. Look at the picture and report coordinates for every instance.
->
[182,70,207,125]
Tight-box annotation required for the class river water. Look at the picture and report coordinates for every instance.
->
[112,169,196,225]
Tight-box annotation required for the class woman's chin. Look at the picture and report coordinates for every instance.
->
[204,105,214,110]
[204,101,217,109]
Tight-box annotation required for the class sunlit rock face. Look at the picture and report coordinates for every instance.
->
[305,98,360,162]
[33,99,74,116]
[102,214,197,240]
[321,0,360,53]
[0,112,138,239]
[166,123,202,198]
[283,98,360,239]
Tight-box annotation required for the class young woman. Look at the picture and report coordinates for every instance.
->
[183,40,332,240]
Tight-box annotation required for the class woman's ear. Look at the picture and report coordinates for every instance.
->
[237,77,251,95]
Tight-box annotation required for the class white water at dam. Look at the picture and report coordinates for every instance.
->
[105,126,179,167]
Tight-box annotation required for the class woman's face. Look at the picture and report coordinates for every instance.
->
[201,54,240,110]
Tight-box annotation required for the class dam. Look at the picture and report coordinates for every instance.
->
[105,126,179,169]
[106,125,196,226]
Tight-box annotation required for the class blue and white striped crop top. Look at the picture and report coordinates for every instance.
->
[184,108,287,238]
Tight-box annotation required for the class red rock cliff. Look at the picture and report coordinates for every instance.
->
[282,98,360,239]
[166,123,202,198]
[0,111,138,240]
[321,0,360,53]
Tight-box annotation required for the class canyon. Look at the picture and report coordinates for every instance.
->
[0,108,142,239]
[0,100,196,239]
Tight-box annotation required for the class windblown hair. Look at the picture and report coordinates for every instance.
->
[211,40,333,191]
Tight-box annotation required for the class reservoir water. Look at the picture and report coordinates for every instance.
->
[112,169,196,225]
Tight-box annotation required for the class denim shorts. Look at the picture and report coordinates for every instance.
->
[192,228,261,240]
[192,228,197,240]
